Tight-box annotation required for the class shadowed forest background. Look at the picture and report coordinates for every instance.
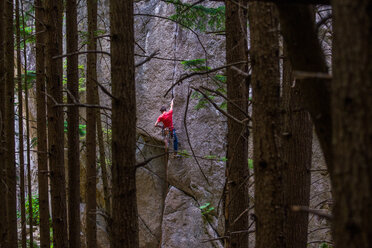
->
[0,0,371,248]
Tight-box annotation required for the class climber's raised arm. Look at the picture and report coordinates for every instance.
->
[170,99,174,111]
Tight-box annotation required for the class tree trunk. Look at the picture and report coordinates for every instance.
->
[331,1,372,247]
[249,3,283,248]
[0,0,7,244]
[16,1,27,246]
[86,0,98,246]
[35,0,51,247]
[224,0,250,247]
[45,0,68,246]
[96,91,111,231]
[20,2,34,243]
[276,4,331,171]
[282,46,312,248]
[66,0,81,247]
[110,0,139,247]
[5,0,18,246]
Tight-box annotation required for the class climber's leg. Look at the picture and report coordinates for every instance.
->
[173,129,178,153]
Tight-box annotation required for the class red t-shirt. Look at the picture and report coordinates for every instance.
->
[157,109,174,130]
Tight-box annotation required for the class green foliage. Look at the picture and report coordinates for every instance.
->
[319,243,333,248]
[63,121,87,137]
[30,137,38,148]
[220,156,228,162]
[62,61,86,93]
[181,59,211,71]
[178,149,191,158]
[17,194,39,225]
[79,29,106,45]
[199,202,215,220]
[14,70,36,91]
[166,0,225,32]
[248,159,254,169]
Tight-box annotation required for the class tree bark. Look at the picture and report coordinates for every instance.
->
[45,0,68,246]
[224,1,249,247]
[20,2,34,243]
[35,0,51,247]
[249,3,283,248]
[0,0,7,244]
[16,1,27,246]
[276,4,331,171]
[331,1,372,247]
[96,91,111,229]
[110,0,139,247]
[282,46,312,248]
[5,0,18,246]
[86,0,98,247]
[66,0,81,247]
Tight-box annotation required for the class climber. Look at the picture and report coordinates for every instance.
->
[154,99,178,155]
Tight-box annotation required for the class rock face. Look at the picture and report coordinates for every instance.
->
[22,0,331,247]
[133,0,227,247]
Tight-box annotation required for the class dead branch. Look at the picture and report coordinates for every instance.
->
[200,86,250,119]
[135,153,167,169]
[43,91,111,111]
[135,50,160,67]
[134,13,207,55]
[164,61,247,97]
[192,87,249,125]
[293,70,332,80]
[231,66,251,78]
[184,90,210,186]
[291,205,332,220]
[52,50,111,60]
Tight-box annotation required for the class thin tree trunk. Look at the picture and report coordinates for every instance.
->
[35,0,51,247]
[45,0,68,246]
[110,0,139,247]
[16,1,27,246]
[66,0,81,247]
[5,0,18,246]
[20,2,34,244]
[331,1,372,247]
[249,3,283,248]
[86,0,98,247]
[96,91,111,226]
[0,0,7,244]
[224,0,249,247]
[282,46,312,248]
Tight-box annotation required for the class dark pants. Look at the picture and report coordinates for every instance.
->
[172,129,178,152]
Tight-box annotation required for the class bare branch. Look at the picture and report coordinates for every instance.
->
[192,87,249,125]
[291,205,332,220]
[293,70,332,80]
[135,153,167,169]
[164,61,247,97]
[135,50,160,68]
[134,13,207,55]
[184,90,210,186]
[52,50,111,60]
